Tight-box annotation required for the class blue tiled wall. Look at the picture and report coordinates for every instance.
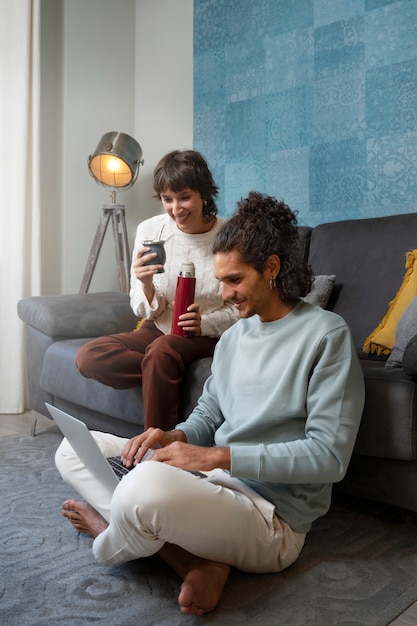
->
[193,0,417,225]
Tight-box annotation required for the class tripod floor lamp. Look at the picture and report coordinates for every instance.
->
[80,131,144,294]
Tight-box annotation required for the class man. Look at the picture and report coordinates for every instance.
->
[56,191,365,617]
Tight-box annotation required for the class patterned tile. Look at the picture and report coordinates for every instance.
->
[310,139,368,215]
[225,43,265,103]
[314,71,366,141]
[366,59,417,137]
[223,0,269,45]
[194,50,226,109]
[193,106,227,210]
[314,17,365,80]
[266,86,314,151]
[266,0,313,35]
[265,28,314,92]
[226,97,267,160]
[194,0,229,52]
[367,132,417,207]
[265,147,310,220]
[224,160,266,216]
[194,105,227,158]
[365,0,417,68]
[315,0,365,27]
[365,0,397,9]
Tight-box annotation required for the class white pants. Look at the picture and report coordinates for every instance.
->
[55,432,305,573]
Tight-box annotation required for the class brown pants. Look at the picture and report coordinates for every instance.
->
[75,320,217,431]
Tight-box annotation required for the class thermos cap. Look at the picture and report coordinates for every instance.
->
[180,262,195,277]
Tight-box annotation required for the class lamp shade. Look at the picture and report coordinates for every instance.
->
[88,131,143,191]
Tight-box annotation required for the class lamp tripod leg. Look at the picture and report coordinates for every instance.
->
[79,209,112,293]
[110,206,130,294]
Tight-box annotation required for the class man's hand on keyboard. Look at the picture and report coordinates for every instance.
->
[120,427,187,467]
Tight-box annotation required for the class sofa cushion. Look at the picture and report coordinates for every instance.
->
[386,295,417,370]
[40,338,145,425]
[363,249,417,356]
[302,274,336,308]
[354,361,417,461]
[307,213,417,359]
[40,338,213,429]
[297,225,313,260]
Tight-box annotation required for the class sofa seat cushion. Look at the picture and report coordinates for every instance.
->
[354,361,417,461]
[40,338,145,425]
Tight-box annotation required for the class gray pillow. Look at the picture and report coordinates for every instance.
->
[403,336,417,377]
[386,295,417,370]
[302,275,336,309]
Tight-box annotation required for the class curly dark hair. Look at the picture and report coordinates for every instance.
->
[212,191,313,304]
[153,150,219,222]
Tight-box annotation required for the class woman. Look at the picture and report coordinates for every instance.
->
[76,150,238,430]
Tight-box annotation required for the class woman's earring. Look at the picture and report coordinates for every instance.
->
[269,277,277,290]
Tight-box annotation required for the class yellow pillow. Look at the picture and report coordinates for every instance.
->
[134,318,145,331]
[363,249,417,356]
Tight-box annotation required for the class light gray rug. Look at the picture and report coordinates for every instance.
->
[1,427,417,626]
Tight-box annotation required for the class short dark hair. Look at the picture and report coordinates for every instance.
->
[153,150,219,222]
[213,191,313,304]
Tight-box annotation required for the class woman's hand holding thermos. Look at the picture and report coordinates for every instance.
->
[171,262,201,337]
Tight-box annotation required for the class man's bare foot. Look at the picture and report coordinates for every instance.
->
[178,560,231,616]
[62,499,108,538]
[159,543,231,616]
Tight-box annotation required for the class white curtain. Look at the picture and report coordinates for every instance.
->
[0,0,41,412]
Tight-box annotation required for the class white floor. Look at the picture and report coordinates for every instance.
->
[0,411,56,438]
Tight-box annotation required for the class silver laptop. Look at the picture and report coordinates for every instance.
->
[46,403,206,488]
[45,402,143,492]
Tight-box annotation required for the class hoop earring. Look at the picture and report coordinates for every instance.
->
[269,277,276,290]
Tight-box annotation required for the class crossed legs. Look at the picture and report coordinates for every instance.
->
[56,434,305,616]
[62,498,230,616]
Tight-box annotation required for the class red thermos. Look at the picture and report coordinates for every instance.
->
[171,262,196,336]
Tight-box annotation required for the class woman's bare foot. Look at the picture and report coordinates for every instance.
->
[159,543,231,616]
[62,499,108,538]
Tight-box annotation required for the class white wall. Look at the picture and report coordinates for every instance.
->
[39,0,193,294]
[132,0,194,231]
[40,0,62,293]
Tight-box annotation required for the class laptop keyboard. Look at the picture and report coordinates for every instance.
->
[107,455,207,480]
[107,456,133,480]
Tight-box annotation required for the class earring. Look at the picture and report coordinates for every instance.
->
[269,277,276,290]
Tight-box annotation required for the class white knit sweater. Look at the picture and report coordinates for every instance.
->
[129,213,238,337]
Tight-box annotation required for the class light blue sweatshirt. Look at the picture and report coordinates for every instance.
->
[176,301,365,533]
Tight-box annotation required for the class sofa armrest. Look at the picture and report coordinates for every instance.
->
[17,292,139,339]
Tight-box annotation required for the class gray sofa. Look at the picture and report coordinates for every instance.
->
[16,291,211,438]
[17,212,417,513]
